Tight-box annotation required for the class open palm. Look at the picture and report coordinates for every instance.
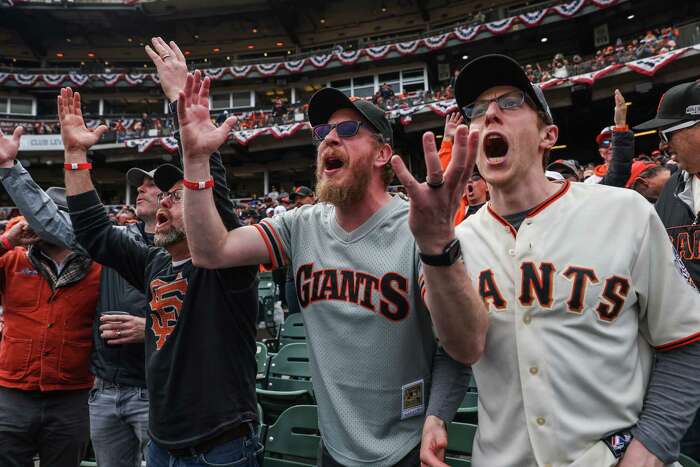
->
[0,127,22,166]
[57,87,107,155]
[177,70,236,160]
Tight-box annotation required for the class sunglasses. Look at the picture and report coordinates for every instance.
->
[312,120,365,142]
[599,140,611,149]
[659,120,700,144]
[462,90,528,120]
[157,189,183,204]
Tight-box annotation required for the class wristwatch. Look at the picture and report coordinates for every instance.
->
[419,238,462,267]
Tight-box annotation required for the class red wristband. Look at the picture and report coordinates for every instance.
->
[64,162,92,171]
[0,235,13,251]
[183,177,214,190]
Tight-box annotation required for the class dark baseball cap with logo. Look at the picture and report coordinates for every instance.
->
[455,54,554,124]
[289,186,314,200]
[634,81,700,130]
[308,87,393,145]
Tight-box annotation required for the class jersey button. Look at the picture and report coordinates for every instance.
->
[523,315,532,325]
[508,249,515,256]
[529,366,538,375]
[536,416,546,426]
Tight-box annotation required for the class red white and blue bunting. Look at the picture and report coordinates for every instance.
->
[1,0,620,88]
[624,47,688,76]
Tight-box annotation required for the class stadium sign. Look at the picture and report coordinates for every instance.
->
[18,134,64,152]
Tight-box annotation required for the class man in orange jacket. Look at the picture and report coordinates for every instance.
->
[0,128,101,467]
[438,112,489,225]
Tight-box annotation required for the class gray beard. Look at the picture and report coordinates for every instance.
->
[154,227,186,248]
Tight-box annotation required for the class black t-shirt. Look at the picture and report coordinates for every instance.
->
[70,190,258,449]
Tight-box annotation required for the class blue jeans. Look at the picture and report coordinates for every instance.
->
[89,379,150,467]
[146,429,263,467]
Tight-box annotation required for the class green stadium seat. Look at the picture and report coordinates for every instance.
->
[681,454,700,467]
[279,313,306,346]
[264,405,320,467]
[256,343,315,424]
[445,421,477,467]
[256,341,270,388]
[455,391,478,424]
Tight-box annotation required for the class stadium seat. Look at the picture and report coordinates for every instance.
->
[455,392,478,424]
[263,405,320,467]
[279,313,306,346]
[256,341,270,388]
[681,454,700,467]
[256,342,315,424]
[445,421,477,467]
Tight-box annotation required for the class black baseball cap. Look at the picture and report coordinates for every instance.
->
[308,87,393,145]
[289,186,314,200]
[153,164,183,192]
[126,167,157,187]
[546,159,580,177]
[455,54,553,124]
[634,81,700,130]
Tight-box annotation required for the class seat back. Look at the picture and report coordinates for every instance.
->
[264,405,320,467]
[681,454,700,467]
[445,421,477,467]
[279,313,306,346]
[267,342,313,393]
[256,342,270,387]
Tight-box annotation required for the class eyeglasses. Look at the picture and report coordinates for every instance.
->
[462,90,528,120]
[659,120,700,144]
[312,120,365,141]
[157,189,183,204]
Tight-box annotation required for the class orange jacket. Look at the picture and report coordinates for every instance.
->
[438,138,469,226]
[0,247,101,391]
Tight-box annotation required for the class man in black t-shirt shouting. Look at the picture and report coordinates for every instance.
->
[59,71,261,466]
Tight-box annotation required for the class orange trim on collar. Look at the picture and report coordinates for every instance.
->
[486,180,571,235]
[526,180,571,218]
[486,204,517,238]
[594,164,608,177]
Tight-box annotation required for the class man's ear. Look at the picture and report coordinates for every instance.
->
[540,124,559,153]
[375,143,393,167]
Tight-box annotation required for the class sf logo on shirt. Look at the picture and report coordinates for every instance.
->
[149,274,188,350]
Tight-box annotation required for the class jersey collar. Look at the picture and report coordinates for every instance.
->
[487,180,571,237]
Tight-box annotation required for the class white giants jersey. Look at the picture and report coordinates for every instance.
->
[456,181,700,467]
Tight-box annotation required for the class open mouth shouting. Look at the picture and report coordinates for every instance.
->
[483,132,509,166]
[322,154,346,176]
[155,210,171,232]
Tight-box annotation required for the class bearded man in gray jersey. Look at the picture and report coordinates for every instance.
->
[175,73,488,467]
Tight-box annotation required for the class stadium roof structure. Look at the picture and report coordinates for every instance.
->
[1,0,534,68]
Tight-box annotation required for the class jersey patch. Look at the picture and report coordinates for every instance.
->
[401,379,424,420]
[602,431,633,458]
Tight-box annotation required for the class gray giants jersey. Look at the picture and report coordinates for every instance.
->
[255,196,436,467]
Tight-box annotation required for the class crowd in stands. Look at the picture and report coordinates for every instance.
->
[0,24,684,144]
[524,26,680,81]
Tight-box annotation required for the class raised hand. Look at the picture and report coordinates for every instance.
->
[57,87,107,160]
[2,219,40,249]
[145,37,188,102]
[443,112,464,142]
[614,89,628,128]
[0,126,23,168]
[177,70,236,161]
[390,125,478,254]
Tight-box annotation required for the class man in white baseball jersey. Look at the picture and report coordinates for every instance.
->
[422,54,700,467]
[173,72,489,466]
